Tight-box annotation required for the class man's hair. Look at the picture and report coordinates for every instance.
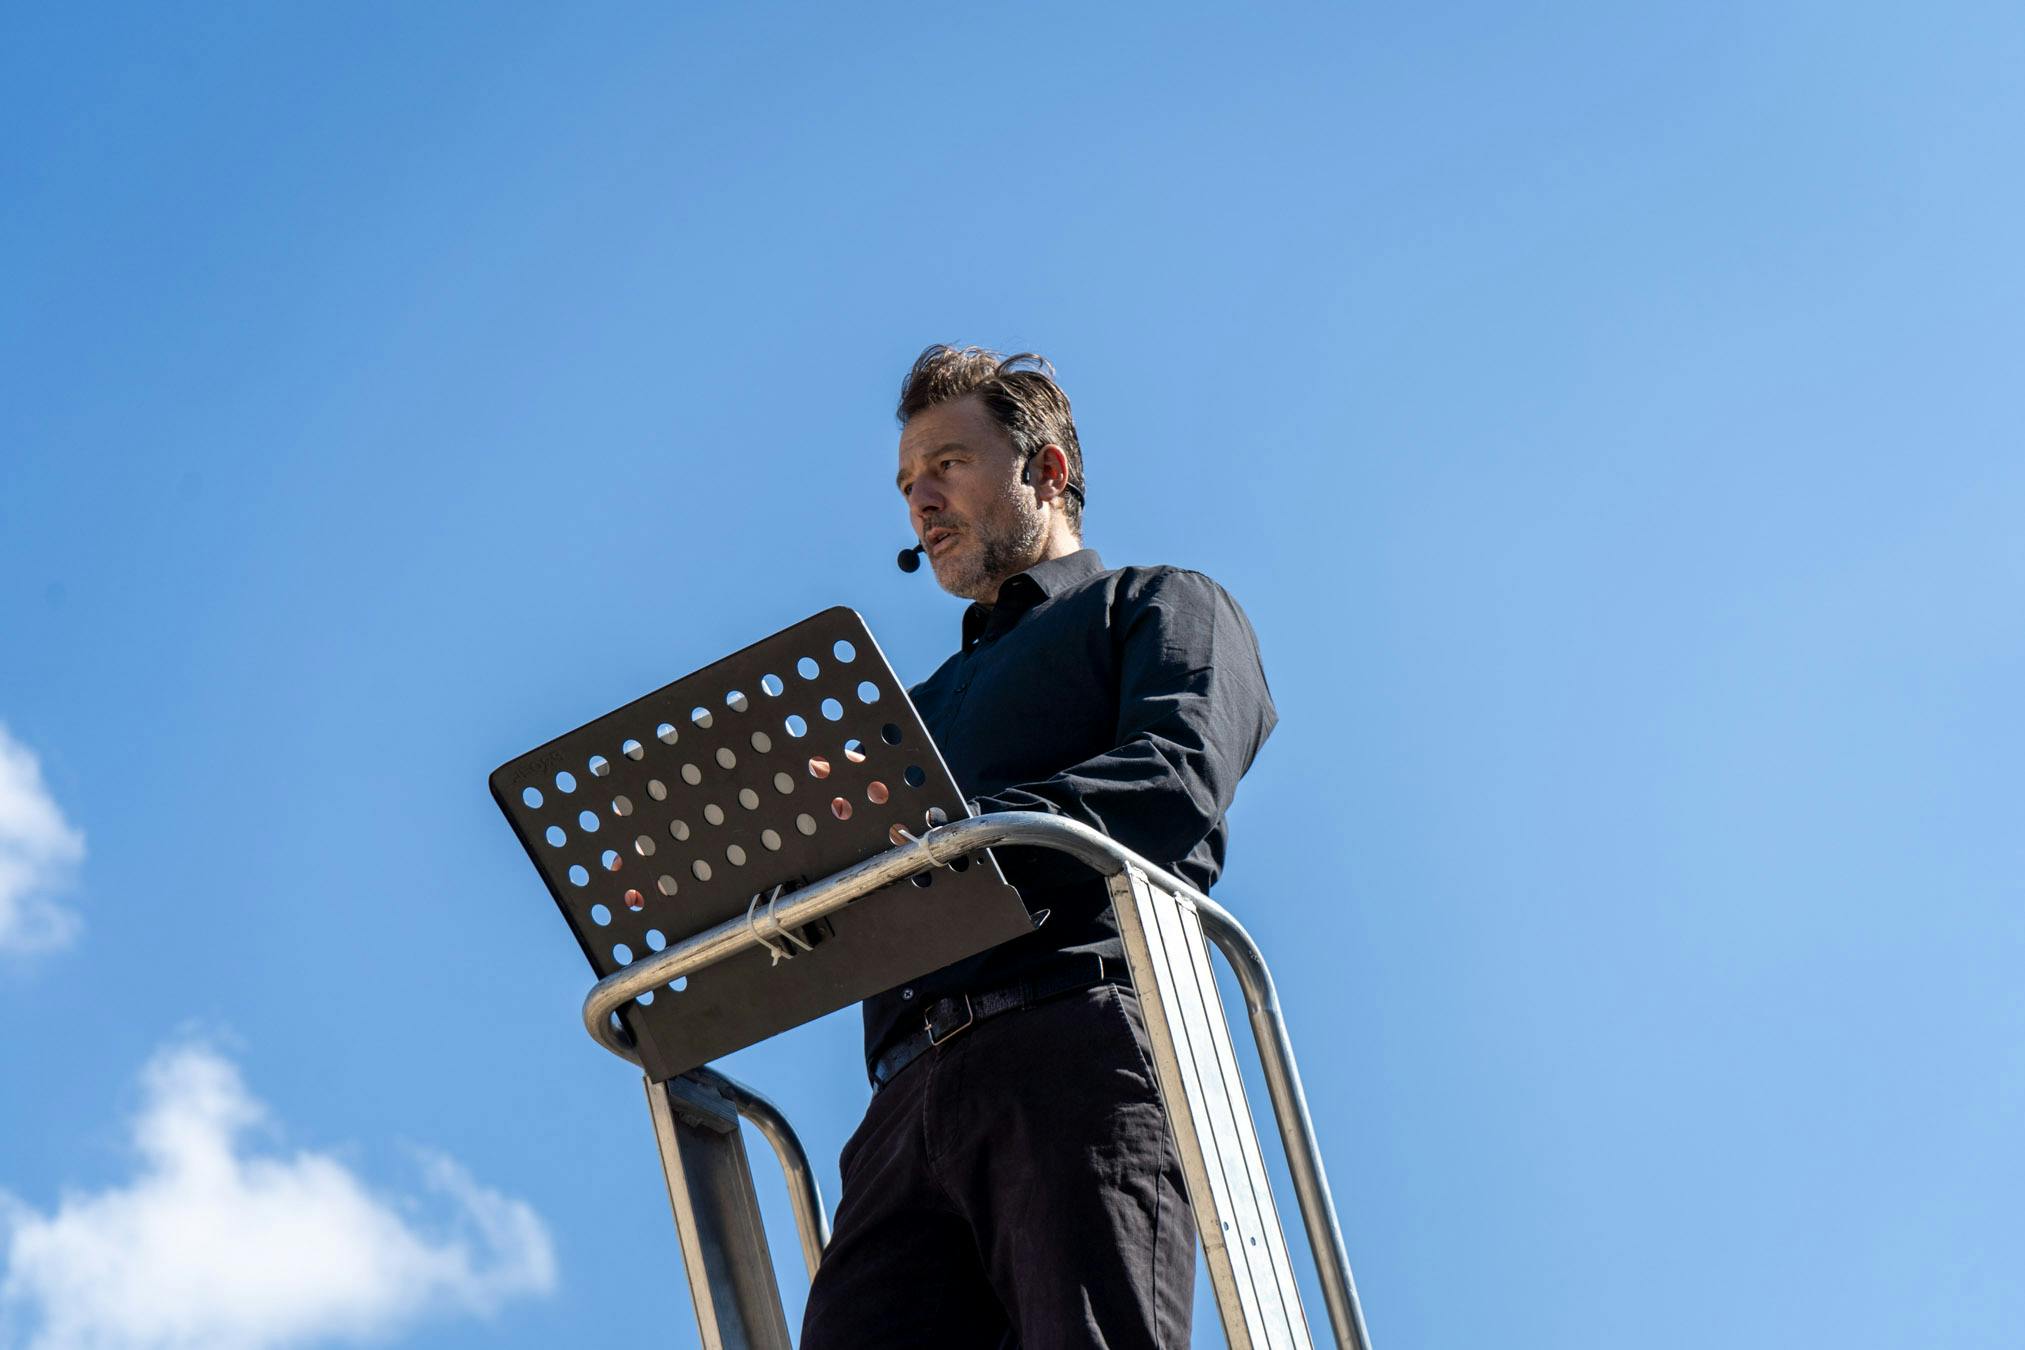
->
[896,345,1085,533]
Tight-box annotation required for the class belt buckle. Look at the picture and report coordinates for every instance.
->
[925,994,975,1047]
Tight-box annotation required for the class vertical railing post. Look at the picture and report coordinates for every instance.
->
[1109,863,1314,1350]
[645,1074,794,1350]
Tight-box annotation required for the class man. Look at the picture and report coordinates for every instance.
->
[800,346,1278,1349]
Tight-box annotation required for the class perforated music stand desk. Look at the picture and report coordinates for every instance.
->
[490,606,1034,1083]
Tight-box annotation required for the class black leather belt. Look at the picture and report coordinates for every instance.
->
[869,955,1129,1092]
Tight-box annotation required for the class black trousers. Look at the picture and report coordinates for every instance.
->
[801,984,1196,1350]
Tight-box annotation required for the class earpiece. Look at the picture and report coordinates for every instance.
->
[1022,450,1085,505]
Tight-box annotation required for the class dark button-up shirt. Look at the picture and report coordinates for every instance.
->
[862,547,1278,1066]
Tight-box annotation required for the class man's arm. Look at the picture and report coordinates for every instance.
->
[969,568,1277,886]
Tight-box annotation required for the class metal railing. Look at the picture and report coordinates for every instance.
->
[687,1067,829,1280]
[584,811,1373,1350]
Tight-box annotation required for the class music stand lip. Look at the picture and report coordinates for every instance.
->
[585,812,1072,1061]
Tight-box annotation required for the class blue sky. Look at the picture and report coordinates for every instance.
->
[3,4,2020,1347]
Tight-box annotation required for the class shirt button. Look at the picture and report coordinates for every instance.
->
[901,987,915,1001]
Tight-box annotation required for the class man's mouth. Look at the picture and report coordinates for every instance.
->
[925,527,960,557]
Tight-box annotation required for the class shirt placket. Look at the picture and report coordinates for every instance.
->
[954,597,1029,710]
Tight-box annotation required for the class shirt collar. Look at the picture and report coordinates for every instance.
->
[961,548,1105,648]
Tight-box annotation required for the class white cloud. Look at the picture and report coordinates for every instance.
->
[0,1043,557,1350]
[0,723,86,955]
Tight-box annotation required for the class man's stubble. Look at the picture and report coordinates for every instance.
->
[935,474,1047,603]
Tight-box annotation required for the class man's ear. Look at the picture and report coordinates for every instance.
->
[1031,444,1071,502]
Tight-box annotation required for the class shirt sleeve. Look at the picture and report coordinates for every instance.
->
[967,568,1278,887]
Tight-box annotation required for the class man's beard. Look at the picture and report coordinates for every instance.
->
[933,492,1046,602]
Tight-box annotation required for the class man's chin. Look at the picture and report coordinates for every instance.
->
[930,558,990,601]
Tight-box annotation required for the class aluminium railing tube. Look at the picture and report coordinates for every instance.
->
[1187,889,1374,1350]
[594,1027,832,1281]
[581,810,1372,1350]
[691,1067,830,1279]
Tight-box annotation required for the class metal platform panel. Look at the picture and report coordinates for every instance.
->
[491,606,1034,1081]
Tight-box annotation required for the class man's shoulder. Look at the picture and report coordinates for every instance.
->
[1100,563,1249,611]
[1102,566,1269,670]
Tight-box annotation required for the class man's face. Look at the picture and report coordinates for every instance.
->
[895,395,1045,602]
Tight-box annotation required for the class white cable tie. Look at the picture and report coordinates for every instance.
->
[767,884,813,960]
[747,884,809,966]
[895,825,948,885]
[746,888,792,966]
